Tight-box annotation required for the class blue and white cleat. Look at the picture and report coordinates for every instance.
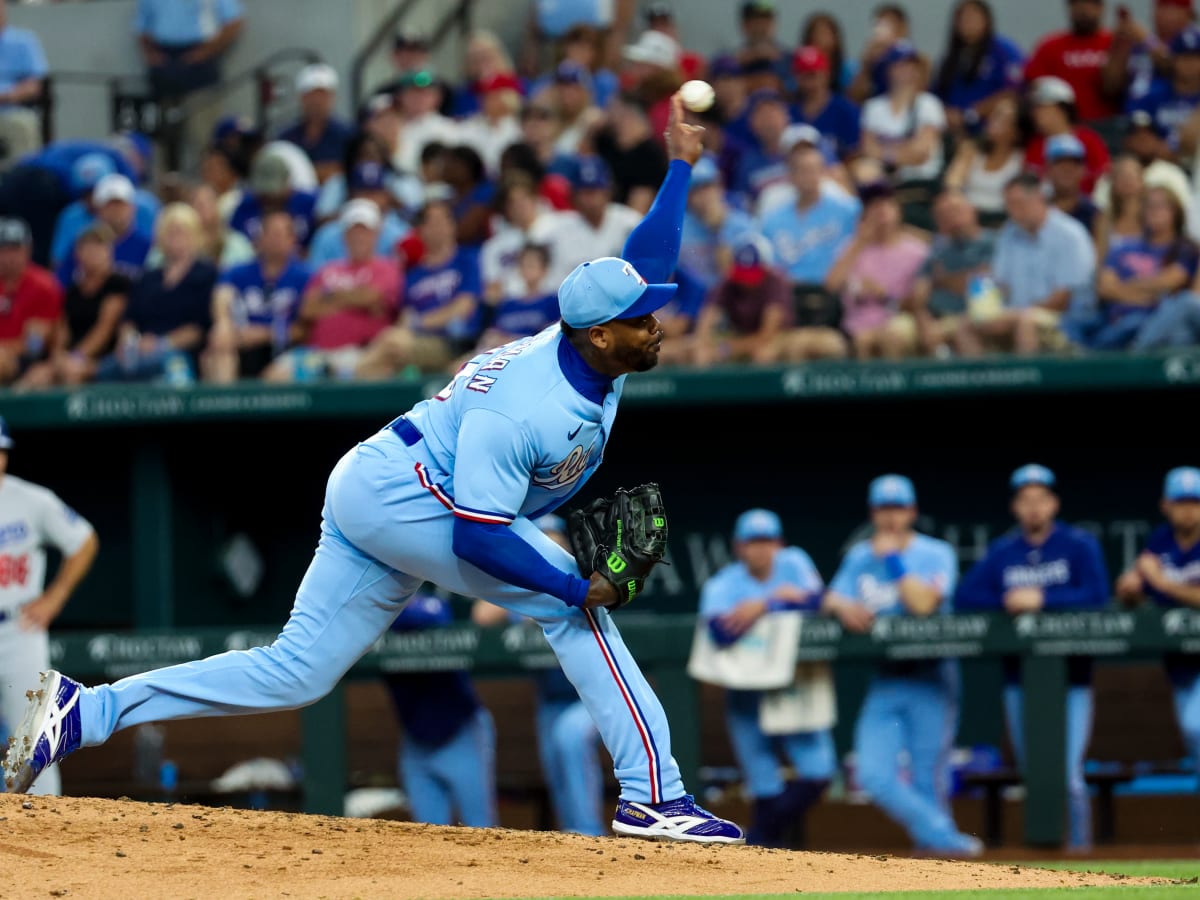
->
[612,794,746,844]
[3,670,82,794]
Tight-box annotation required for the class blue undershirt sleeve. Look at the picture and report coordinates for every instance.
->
[452,518,590,608]
[621,159,692,284]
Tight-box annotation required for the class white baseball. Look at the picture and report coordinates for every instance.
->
[679,79,715,113]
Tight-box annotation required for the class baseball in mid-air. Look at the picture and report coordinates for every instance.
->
[679,79,715,113]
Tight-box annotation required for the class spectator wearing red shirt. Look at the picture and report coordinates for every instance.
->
[265,199,400,382]
[1024,75,1112,192]
[0,218,63,385]
[1025,0,1120,121]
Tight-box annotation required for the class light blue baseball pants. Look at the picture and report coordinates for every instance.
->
[78,430,684,805]
[854,671,971,851]
[1003,685,1093,850]
[400,707,497,827]
[536,698,605,835]
[1174,673,1200,786]
[725,690,836,798]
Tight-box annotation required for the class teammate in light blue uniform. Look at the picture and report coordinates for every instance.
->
[3,95,744,844]
[1116,466,1200,786]
[822,475,980,857]
[699,508,835,848]
[383,593,496,827]
[955,464,1109,851]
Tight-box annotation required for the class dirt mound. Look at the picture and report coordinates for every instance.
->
[0,795,1165,899]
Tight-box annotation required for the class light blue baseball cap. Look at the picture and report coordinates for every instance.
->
[1010,463,1056,492]
[868,474,916,508]
[558,257,678,328]
[1165,467,1200,501]
[734,508,782,542]
[689,154,720,190]
[1046,133,1086,163]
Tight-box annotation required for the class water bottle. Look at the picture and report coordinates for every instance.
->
[967,274,1003,324]
[159,759,178,801]
[293,348,321,383]
[163,351,194,387]
[119,329,141,374]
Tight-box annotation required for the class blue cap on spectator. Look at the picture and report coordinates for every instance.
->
[869,474,917,508]
[881,40,920,69]
[0,415,12,450]
[1127,109,1167,138]
[535,514,567,534]
[349,161,388,192]
[729,234,772,286]
[1165,467,1200,501]
[212,114,258,143]
[1046,133,1086,162]
[558,257,677,328]
[1010,463,1056,492]
[709,54,741,79]
[689,153,720,189]
[554,60,592,87]
[572,155,612,190]
[746,88,787,115]
[70,152,116,196]
[1171,24,1200,55]
[734,508,783,542]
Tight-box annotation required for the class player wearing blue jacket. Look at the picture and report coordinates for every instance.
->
[955,464,1109,851]
[699,508,834,848]
[1116,466,1200,785]
[384,593,496,827]
[4,95,745,844]
[822,475,981,857]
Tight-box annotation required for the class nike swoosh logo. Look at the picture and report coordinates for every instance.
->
[568,424,583,441]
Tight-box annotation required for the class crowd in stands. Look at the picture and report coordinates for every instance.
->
[5,0,1200,388]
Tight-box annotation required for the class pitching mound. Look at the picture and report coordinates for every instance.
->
[0,795,1165,899]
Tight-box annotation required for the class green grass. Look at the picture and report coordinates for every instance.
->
[514,859,1199,900]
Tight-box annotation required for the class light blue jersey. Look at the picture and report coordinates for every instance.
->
[404,325,621,524]
[699,547,823,619]
[758,193,860,285]
[829,535,958,617]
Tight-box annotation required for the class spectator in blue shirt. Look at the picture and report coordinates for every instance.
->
[679,154,757,291]
[49,151,159,270]
[442,144,495,249]
[55,174,151,287]
[956,464,1110,852]
[229,149,318,248]
[1116,466,1200,781]
[204,211,311,382]
[731,89,794,208]
[933,0,1025,137]
[758,143,860,288]
[1129,24,1200,160]
[307,162,409,268]
[1045,133,1100,234]
[821,474,981,858]
[0,0,49,162]
[276,63,354,185]
[791,47,861,162]
[134,0,244,99]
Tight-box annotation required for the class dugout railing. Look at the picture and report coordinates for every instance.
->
[47,606,1200,848]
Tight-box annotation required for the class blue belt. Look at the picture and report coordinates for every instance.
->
[389,416,423,446]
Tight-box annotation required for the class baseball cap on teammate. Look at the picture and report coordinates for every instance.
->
[733,508,783,542]
[1165,467,1200,501]
[868,474,916,508]
[0,416,13,450]
[558,257,677,327]
[1010,463,1056,491]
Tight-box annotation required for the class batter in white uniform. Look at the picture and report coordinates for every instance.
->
[0,416,98,796]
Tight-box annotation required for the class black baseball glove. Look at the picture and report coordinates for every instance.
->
[567,483,669,610]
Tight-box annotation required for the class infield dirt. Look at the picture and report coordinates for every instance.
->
[0,795,1169,899]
